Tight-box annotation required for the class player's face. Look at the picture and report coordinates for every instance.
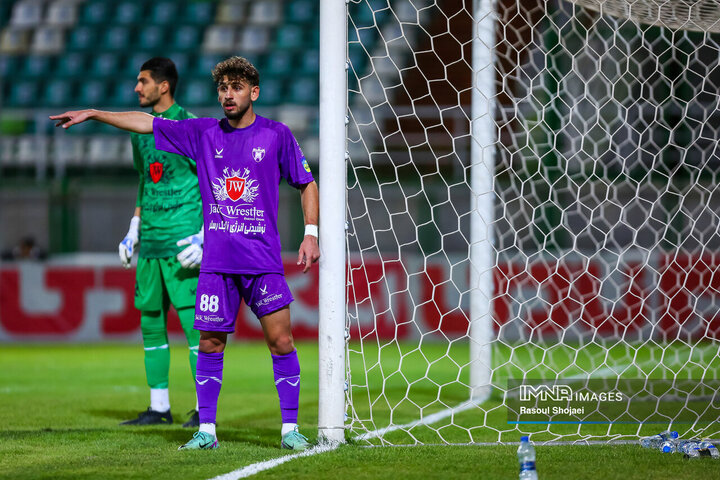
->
[217,76,259,120]
[135,70,163,108]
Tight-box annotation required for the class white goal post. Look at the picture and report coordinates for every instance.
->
[318,0,720,446]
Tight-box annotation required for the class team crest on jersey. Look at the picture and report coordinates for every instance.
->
[252,147,265,162]
[149,162,163,183]
[212,167,259,203]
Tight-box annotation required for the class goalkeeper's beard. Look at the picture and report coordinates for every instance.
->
[139,96,159,109]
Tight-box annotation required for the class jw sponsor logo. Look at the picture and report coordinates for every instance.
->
[212,167,259,203]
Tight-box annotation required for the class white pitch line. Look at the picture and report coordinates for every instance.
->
[207,444,339,480]
[354,399,481,441]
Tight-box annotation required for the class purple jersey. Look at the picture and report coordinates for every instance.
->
[153,115,314,275]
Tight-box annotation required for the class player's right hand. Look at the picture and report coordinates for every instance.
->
[49,109,95,129]
[118,216,140,269]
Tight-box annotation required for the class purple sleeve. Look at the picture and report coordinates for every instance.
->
[153,117,199,159]
[279,125,314,188]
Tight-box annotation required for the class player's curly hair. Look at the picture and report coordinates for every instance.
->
[212,56,260,86]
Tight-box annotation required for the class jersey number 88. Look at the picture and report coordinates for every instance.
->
[199,294,219,313]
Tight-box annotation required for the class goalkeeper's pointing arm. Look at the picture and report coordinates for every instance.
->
[50,110,154,133]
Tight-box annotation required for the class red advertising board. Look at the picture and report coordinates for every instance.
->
[1,252,718,341]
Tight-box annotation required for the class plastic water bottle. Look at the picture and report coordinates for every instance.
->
[518,436,538,480]
[660,440,676,453]
[640,430,679,449]
[677,440,702,458]
[699,441,719,458]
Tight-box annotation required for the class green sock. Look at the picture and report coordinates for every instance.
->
[177,306,200,380]
[141,310,170,389]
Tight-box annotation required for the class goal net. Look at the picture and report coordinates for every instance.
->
[334,0,720,445]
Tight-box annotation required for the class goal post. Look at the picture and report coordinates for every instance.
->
[469,0,497,404]
[317,0,348,445]
[319,0,720,446]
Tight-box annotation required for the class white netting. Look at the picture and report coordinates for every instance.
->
[343,0,720,445]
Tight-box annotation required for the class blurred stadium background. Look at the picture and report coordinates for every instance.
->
[0,0,318,256]
[0,0,324,342]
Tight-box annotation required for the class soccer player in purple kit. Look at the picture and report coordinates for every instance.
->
[50,56,319,451]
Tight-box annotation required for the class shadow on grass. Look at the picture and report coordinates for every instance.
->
[88,408,139,421]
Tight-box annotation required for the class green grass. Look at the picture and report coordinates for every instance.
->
[2,342,720,479]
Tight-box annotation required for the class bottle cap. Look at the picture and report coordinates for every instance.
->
[662,445,673,453]
[521,436,529,442]
[670,431,679,439]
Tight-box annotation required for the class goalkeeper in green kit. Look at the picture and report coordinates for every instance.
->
[118,57,202,427]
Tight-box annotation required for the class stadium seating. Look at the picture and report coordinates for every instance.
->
[286,0,316,25]
[183,77,218,107]
[44,78,75,106]
[20,54,53,78]
[150,1,180,25]
[5,80,37,107]
[0,27,30,54]
[55,51,85,77]
[80,1,111,26]
[172,25,202,51]
[116,1,143,25]
[273,24,304,51]
[9,0,43,28]
[136,26,166,50]
[30,25,64,54]
[0,137,16,166]
[101,26,132,51]
[203,24,236,53]
[248,0,282,26]
[52,135,86,166]
[215,2,245,25]
[79,80,108,105]
[66,25,95,50]
[46,1,79,28]
[0,55,18,77]
[183,1,214,25]
[16,135,48,166]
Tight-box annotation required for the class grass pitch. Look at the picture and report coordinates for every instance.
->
[2,342,719,479]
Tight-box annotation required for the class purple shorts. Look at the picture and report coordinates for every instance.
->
[193,272,294,332]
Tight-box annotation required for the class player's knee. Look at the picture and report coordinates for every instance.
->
[140,311,166,341]
[199,336,226,353]
[268,335,294,356]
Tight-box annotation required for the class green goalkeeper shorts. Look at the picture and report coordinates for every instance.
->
[134,256,199,311]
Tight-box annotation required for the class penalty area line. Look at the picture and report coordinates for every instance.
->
[207,444,338,480]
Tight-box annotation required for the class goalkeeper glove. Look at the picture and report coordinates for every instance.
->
[118,216,140,269]
[176,228,203,269]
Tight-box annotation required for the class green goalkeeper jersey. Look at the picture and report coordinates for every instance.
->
[131,103,201,258]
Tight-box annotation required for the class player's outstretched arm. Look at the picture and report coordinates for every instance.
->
[49,109,154,133]
[297,181,320,273]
